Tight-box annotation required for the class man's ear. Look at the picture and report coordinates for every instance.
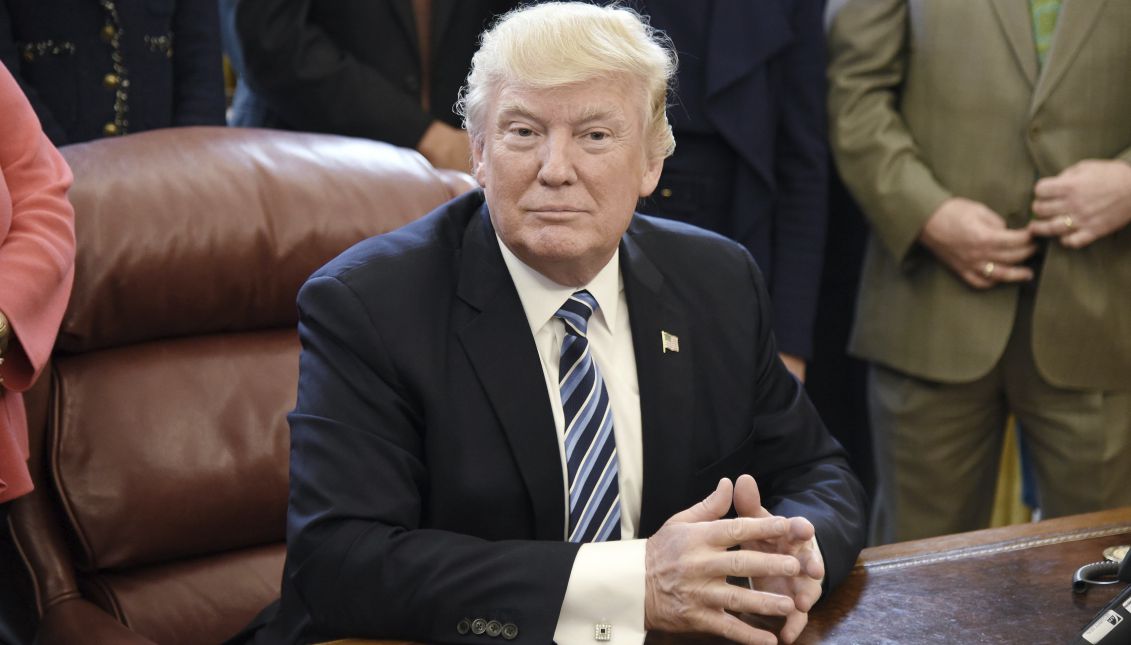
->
[470,135,487,185]
[638,155,664,198]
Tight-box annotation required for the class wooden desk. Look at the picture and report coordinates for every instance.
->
[326,507,1131,644]
[797,506,1131,644]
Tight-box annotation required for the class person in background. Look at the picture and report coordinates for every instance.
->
[0,0,225,146]
[805,162,874,502]
[0,60,77,645]
[232,0,515,173]
[231,4,866,644]
[628,0,827,383]
[804,0,876,510]
[828,0,1131,544]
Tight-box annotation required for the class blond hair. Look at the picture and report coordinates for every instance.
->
[457,2,677,160]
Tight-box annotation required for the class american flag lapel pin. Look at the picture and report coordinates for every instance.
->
[661,330,680,353]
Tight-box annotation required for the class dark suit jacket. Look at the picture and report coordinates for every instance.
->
[633,0,828,359]
[0,0,224,145]
[232,0,513,147]
[242,190,866,644]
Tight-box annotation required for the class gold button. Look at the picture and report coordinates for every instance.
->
[660,188,673,198]
[102,122,119,137]
[101,24,117,41]
[22,50,34,62]
[102,73,120,88]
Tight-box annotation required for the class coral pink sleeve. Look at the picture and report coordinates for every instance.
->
[0,62,76,391]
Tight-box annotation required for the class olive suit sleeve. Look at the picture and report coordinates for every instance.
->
[827,0,952,265]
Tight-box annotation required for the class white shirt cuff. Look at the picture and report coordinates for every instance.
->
[554,539,647,644]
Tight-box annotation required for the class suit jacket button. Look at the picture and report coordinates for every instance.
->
[456,618,471,635]
[502,623,519,640]
[486,620,503,637]
[471,618,488,635]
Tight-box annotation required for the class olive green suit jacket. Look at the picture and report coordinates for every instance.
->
[828,0,1131,389]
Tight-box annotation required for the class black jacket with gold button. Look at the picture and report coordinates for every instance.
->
[0,0,225,145]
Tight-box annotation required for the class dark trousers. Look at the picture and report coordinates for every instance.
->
[0,502,36,645]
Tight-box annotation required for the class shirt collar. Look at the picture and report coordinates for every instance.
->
[496,235,622,337]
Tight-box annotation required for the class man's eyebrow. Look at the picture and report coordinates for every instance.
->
[496,102,539,124]
[495,102,628,128]
[574,104,627,127]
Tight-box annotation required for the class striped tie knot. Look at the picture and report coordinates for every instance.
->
[556,290,599,338]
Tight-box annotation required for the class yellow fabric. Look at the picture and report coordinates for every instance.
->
[991,419,1032,527]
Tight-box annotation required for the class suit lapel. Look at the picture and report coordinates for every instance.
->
[456,206,565,541]
[1031,0,1108,113]
[702,0,789,187]
[702,0,790,97]
[620,224,695,537]
[989,0,1038,88]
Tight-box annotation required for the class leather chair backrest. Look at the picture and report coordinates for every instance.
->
[10,126,475,645]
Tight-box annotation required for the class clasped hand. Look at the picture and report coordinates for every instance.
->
[644,476,823,645]
[919,160,1131,289]
[1028,159,1131,249]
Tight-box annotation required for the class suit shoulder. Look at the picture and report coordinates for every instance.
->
[626,213,771,303]
[628,213,754,265]
[310,189,484,286]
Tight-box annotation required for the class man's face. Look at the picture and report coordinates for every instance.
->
[472,76,663,286]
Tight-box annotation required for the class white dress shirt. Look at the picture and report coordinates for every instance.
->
[497,237,648,644]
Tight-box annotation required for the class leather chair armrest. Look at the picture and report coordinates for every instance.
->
[35,599,157,645]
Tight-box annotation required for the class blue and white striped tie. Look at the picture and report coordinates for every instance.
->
[555,290,621,543]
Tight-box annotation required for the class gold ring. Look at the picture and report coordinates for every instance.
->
[1062,215,1075,231]
[982,261,995,278]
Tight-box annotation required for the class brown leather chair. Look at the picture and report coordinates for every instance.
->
[6,126,475,645]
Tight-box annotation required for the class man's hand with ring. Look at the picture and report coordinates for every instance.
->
[645,478,802,645]
[1029,159,1131,248]
[918,197,1035,289]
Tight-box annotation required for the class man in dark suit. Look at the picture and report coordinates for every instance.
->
[233,0,514,172]
[242,4,866,644]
